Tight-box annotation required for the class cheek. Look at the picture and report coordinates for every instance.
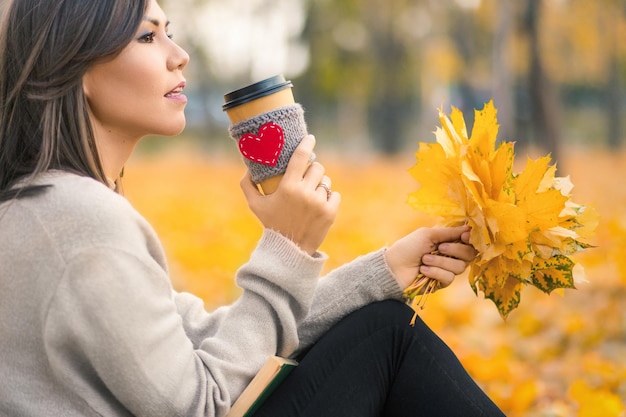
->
[87,73,160,122]
[119,65,168,114]
[115,70,161,105]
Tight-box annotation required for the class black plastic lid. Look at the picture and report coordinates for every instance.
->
[222,75,293,111]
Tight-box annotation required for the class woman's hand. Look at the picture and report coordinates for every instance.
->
[384,225,476,291]
[240,135,340,255]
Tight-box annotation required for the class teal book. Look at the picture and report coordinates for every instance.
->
[226,356,298,417]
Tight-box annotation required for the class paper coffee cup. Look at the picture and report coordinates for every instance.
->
[223,75,295,124]
[223,75,302,194]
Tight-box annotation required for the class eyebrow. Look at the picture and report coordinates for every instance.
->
[143,16,170,28]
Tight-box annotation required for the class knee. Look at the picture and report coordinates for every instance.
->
[351,300,419,328]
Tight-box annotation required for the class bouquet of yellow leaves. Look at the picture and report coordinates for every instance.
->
[405,100,598,320]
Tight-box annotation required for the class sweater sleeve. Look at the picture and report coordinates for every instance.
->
[44,229,325,417]
[295,248,405,354]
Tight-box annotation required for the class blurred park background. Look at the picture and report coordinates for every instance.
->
[127,0,626,416]
[156,0,625,159]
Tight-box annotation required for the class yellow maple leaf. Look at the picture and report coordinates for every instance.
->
[407,100,597,319]
[472,258,525,318]
[531,254,576,293]
[515,156,552,198]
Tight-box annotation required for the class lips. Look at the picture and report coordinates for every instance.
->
[165,81,187,104]
[165,81,186,98]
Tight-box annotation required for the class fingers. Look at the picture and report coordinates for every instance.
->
[429,224,471,244]
[420,236,476,289]
[302,161,325,189]
[317,175,331,189]
[241,134,337,202]
[327,185,341,207]
[416,225,477,291]
[240,170,260,200]
[419,267,456,289]
[419,267,455,289]
[461,230,471,244]
[240,133,340,255]
[315,175,332,200]
[421,252,468,274]
[282,135,336,202]
[282,135,340,204]
[437,240,477,262]
[283,135,317,183]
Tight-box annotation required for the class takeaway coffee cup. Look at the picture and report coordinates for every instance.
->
[223,75,309,194]
[222,75,295,124]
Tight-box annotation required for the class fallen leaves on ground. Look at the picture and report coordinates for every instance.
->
[125,145,626,417]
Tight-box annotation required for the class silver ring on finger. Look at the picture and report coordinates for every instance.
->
[317,182,332,200]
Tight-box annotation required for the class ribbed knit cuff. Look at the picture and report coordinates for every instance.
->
[228,104,310,184]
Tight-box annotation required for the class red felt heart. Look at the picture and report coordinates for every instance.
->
[238,122,285,167]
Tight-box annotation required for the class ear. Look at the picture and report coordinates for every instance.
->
[81,72,97,123]
[82,71,93,99]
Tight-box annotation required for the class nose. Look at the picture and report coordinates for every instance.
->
[168,41,190,71]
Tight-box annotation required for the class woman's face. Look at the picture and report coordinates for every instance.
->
[83,0,189,142]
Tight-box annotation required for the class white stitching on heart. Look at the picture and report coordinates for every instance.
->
[238,122,284,166]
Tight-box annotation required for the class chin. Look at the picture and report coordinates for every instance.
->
[156,118,187,137]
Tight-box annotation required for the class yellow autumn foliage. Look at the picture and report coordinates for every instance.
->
[569,380,625,417]
[407,101,598,318]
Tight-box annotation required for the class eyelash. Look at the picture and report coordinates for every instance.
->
[138,31,174,43]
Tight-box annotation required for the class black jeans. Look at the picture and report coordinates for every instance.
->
[254,300,505,417]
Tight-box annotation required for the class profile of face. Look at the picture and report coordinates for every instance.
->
[82,0,190,143]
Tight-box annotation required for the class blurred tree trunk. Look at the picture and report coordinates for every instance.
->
[450,7,479,117]
[337,95,369,157]
[524,0,561,163]
[606,2,622,149]
[492,0,515,143]
[366,0,414,155]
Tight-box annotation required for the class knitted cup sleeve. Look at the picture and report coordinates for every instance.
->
[228,104,312,185]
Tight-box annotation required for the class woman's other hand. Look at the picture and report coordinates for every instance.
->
[241,135,340,255]
[385,225,476,291]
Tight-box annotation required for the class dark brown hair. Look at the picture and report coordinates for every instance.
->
[0,0,148,201]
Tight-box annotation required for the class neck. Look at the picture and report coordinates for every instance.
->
[91,122,140,183]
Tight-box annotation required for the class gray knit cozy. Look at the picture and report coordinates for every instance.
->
[228,104,311,185]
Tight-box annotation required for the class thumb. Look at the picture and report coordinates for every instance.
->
[283,135,316,181]
[430,225,471,244]
[240,170,261,200]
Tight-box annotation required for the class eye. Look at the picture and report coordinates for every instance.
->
[138,31,156,43]
[166,32,174,40]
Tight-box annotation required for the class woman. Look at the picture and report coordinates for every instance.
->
[0,0,504,416]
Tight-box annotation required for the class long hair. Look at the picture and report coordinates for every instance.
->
[0,0,148,201]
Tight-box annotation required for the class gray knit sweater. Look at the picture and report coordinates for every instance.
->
[0,171,403,417]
